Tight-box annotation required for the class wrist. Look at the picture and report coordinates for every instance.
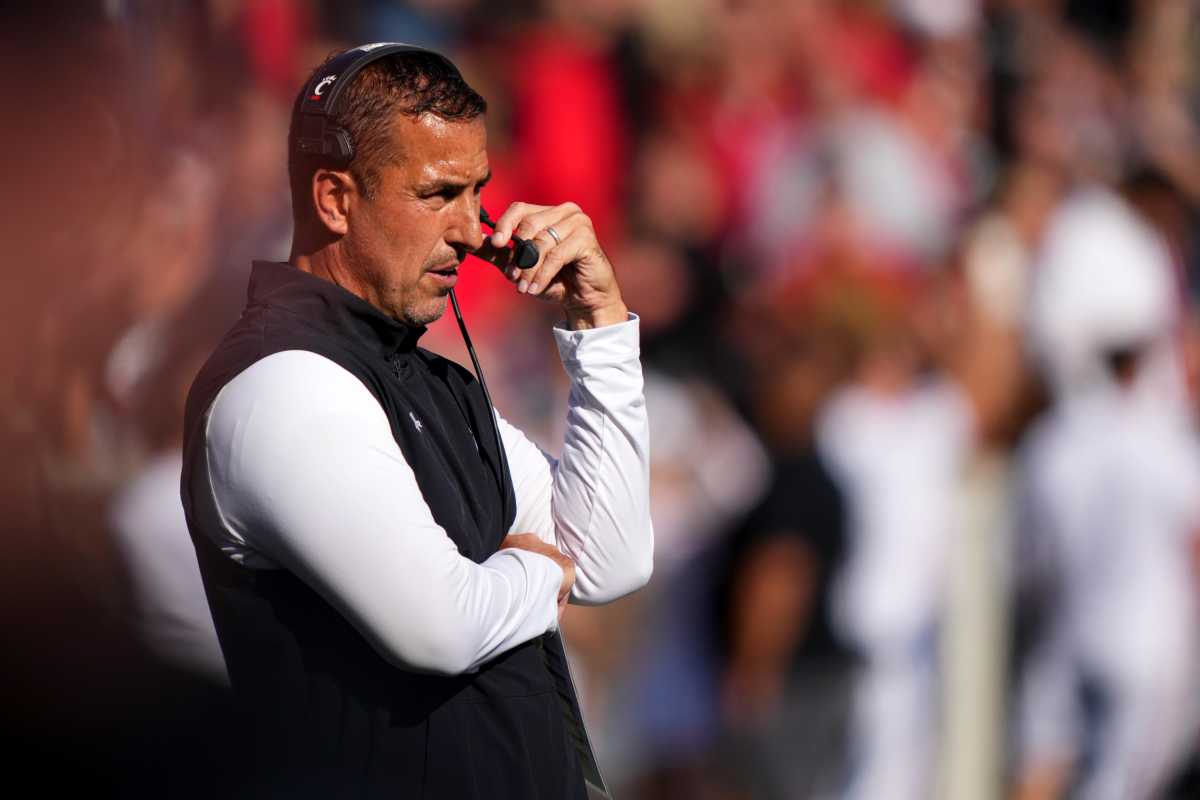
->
[564,298,628,330]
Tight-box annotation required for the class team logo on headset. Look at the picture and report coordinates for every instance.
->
[310,75,337,101]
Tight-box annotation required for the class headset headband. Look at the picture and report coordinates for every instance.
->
[293,42,460,164]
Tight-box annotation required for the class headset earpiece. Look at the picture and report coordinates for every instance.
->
[328,126,354,164]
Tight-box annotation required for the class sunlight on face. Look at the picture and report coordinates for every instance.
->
[346,114,489,326]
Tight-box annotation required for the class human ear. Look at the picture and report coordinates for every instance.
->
[311,168,357,236]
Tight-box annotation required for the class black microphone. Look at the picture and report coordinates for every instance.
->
[480,208,539,269]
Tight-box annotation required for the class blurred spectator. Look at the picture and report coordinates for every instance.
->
[1014,186,1200,800]
[709,318,854,798]
[109,324,232,687]
[814,286,975,800]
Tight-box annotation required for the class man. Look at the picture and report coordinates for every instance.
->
[1015,186,1200,800]
[180,45,653,797]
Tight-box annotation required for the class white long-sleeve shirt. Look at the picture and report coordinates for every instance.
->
[190,315,652,676]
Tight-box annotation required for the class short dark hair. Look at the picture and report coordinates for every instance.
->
[287,50,487,216]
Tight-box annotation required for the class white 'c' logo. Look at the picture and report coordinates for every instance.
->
[313,75,337,97]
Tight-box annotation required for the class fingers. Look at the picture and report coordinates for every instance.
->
[475,203,561,278]
[491,203,596,293]
[489,201,579,250]
[472,238,517,272]
[558,561,576,616]
[500,533,576,595]
[517,223,594,295]
[511,201,579,246]
[488,202,541,249]
[485,201,615,320]
[499,533,539,550]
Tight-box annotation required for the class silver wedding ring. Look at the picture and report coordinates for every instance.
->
[546,226,562,245]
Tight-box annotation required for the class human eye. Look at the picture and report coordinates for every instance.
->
[422,185,465,203]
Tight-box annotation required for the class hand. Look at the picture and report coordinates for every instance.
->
[474,202,628,330]
[500,533,575,618]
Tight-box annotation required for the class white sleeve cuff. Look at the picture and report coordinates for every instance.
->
[552,313,640,370]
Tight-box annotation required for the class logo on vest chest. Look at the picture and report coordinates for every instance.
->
[409,411,424,432]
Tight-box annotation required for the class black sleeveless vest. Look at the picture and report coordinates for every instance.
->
[180,261,586,798]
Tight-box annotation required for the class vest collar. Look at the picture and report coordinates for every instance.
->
[246,261,426,358]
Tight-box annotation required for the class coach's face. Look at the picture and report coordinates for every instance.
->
[344,113,488,326]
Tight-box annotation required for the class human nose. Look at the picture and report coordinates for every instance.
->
[447,193,484,251]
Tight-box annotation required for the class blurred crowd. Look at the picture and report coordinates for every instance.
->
[5,0,1200,798]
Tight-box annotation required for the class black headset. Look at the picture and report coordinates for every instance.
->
[293,42,454,164]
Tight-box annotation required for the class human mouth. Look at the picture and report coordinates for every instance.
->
[426,263,459,288]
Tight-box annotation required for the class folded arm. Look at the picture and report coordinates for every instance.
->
[503,315,654,605]
[200,350,563,675]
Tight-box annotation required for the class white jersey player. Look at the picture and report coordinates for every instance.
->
[1016,186,1200,800]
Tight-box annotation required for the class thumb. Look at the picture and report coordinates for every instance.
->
[471,239,518,273]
